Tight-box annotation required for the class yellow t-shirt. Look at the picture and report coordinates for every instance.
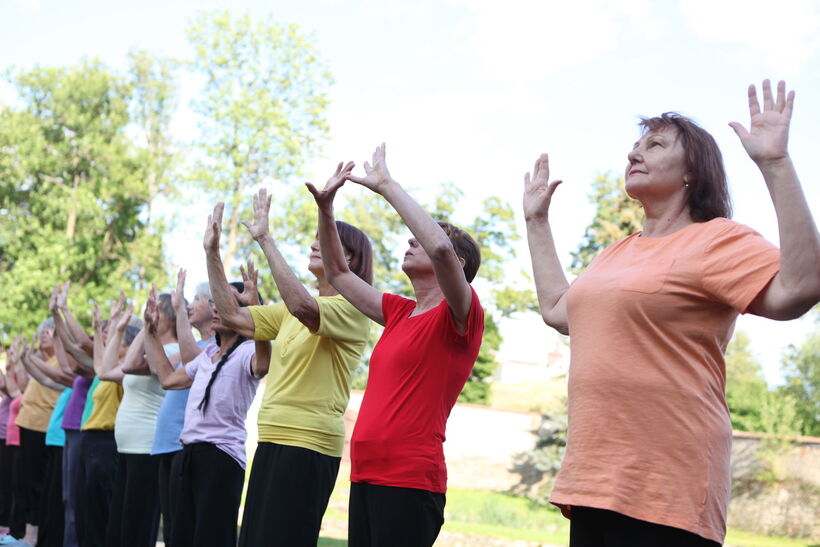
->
[16,355,63,433]
[82,380,124,431]
[250,295,370,457]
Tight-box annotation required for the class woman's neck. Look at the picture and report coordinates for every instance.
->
[640,199,694,238]
[410,274,445,314]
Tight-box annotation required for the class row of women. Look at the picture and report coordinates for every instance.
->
[1,78,818,547]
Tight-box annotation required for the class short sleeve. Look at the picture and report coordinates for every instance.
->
[701,221,780,313]
[445,287,485,344]
[314,296,372,344]
[236,340,257,378]
[381,293,416,327]
[249,303,288,341]
[184,357,199,380]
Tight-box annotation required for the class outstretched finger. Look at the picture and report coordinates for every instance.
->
[728,121,750,141]
[305,182,321,199]
[762,79,773,111]
[783,89,795,121]
[775,80,786,112]
[546,180,564,199]
[747,84,760,117]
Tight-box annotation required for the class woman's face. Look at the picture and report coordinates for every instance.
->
[39,327,55,353]
[624,127,689,204]
[209,298,238,335]
[188,293,212,327]
[401,237,433,278]
[307,238,325,277]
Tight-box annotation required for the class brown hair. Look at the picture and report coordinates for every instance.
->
[437,222,481,283]
[336,221,374,285]
[157,293,177,339]
[639,112,732,221]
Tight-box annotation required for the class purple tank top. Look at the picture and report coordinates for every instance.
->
[62,376,93,430]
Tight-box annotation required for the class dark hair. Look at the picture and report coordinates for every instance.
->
[437,222,481,283]
[201,280,258,412]
[123,325,140,346]
[639,112,732,221]
[157,293,177,339]
[336,221,374,285]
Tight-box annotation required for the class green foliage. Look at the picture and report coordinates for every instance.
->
[509,407,568,505]
[185,10,333,268]
[726,331,770,432]
[570,173,643,273]
[0,59,174,340]
[777,329,819,437]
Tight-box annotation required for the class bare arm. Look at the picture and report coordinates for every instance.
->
[172,269,206,364]
[144,285,191,389]
[241,191,321,331]
[56,282,94,355]
[203,204,256,338]
[251,340,271,379]
[523,154,570,335]
[348,145,473,328]
[21,344,70,390]
[731,81,820,319]
[307,162,385,325]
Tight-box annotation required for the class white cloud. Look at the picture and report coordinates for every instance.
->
[12,0,40,8]
[679,0,820,75]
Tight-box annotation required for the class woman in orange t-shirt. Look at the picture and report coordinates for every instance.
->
[523,80,819,546]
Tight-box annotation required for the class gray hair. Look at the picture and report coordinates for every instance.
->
[35,317,55,338]
[194,282,211,300]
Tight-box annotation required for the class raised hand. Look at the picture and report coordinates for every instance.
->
[235,260,260,306]
[204,203,224,253]
[523,154,563,222]
[57,281,70,310]
[92,301,102,333]
[172,269,187,312]
[143,285,160,335]
[241,189,273,241]
[115,301,134,333]
[306,161,355,211]
[729,79,794,167]
[49,284,60,313]
[346,144,393,193]
[109,291,126,321]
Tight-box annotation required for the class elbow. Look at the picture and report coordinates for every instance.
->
[540,311,569,336]
[430,239,456,263]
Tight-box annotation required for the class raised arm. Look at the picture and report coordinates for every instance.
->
[20,339,70,390]
[144,286,192,390]
[172,269,205,364]
[307,162,385,325]
[241,190,321,331]
[50,285,93,372]
[731,80,820,319]
[234,260,272,378]
[4,337,24,397]
[522,154,570,335]
[97,303,133,383]
[204,203,256,339]
[348,145,472,325]
[56,282,94,355]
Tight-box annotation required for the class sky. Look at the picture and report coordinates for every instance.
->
[2,0,818,384]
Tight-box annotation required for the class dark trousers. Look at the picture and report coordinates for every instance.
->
[569,506,722,547]
[238,442,340,547]
[105,453,160,547]
[62,429,82,547]
[170,443,244,547]
[7,446,25,538]
[36,446,64,547]
[348,482,446,547]
[156,450,182,546]
[77,430,118,547]
[0,441,13,527]
[19,427,47,526]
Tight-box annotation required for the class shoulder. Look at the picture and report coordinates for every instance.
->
[701,218,777,254]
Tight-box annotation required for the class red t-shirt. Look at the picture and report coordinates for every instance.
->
[350,287,484,493]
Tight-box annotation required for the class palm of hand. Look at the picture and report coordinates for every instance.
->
[743,112,789,163]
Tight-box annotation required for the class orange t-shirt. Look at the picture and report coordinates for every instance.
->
[552,218,780,544]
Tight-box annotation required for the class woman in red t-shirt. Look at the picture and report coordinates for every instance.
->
[522,80,819,546]
[307,146,485,547]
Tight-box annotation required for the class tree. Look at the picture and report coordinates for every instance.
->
[778,329,819,436]
[570,173,643,273]
[0,60,170,340]
[725,331,769,432]
[186,10,333,270]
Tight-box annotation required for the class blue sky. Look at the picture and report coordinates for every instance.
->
[3,0,818,383]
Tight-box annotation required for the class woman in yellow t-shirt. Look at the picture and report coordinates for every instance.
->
[523,80,819,546]
[203,190,374,547]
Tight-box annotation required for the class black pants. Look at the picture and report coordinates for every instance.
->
[7,446,25,539]
[105,453,160,547]
[36,446,64,547]
[170,443,244,547]
[19,427,47,526]
[0,441,13,527]
[62,429,82,547]
[239,442,340,547]
[348,482,446,547]
[156,450,182,546]
[569,506,722,547]
[77,430,118,547]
